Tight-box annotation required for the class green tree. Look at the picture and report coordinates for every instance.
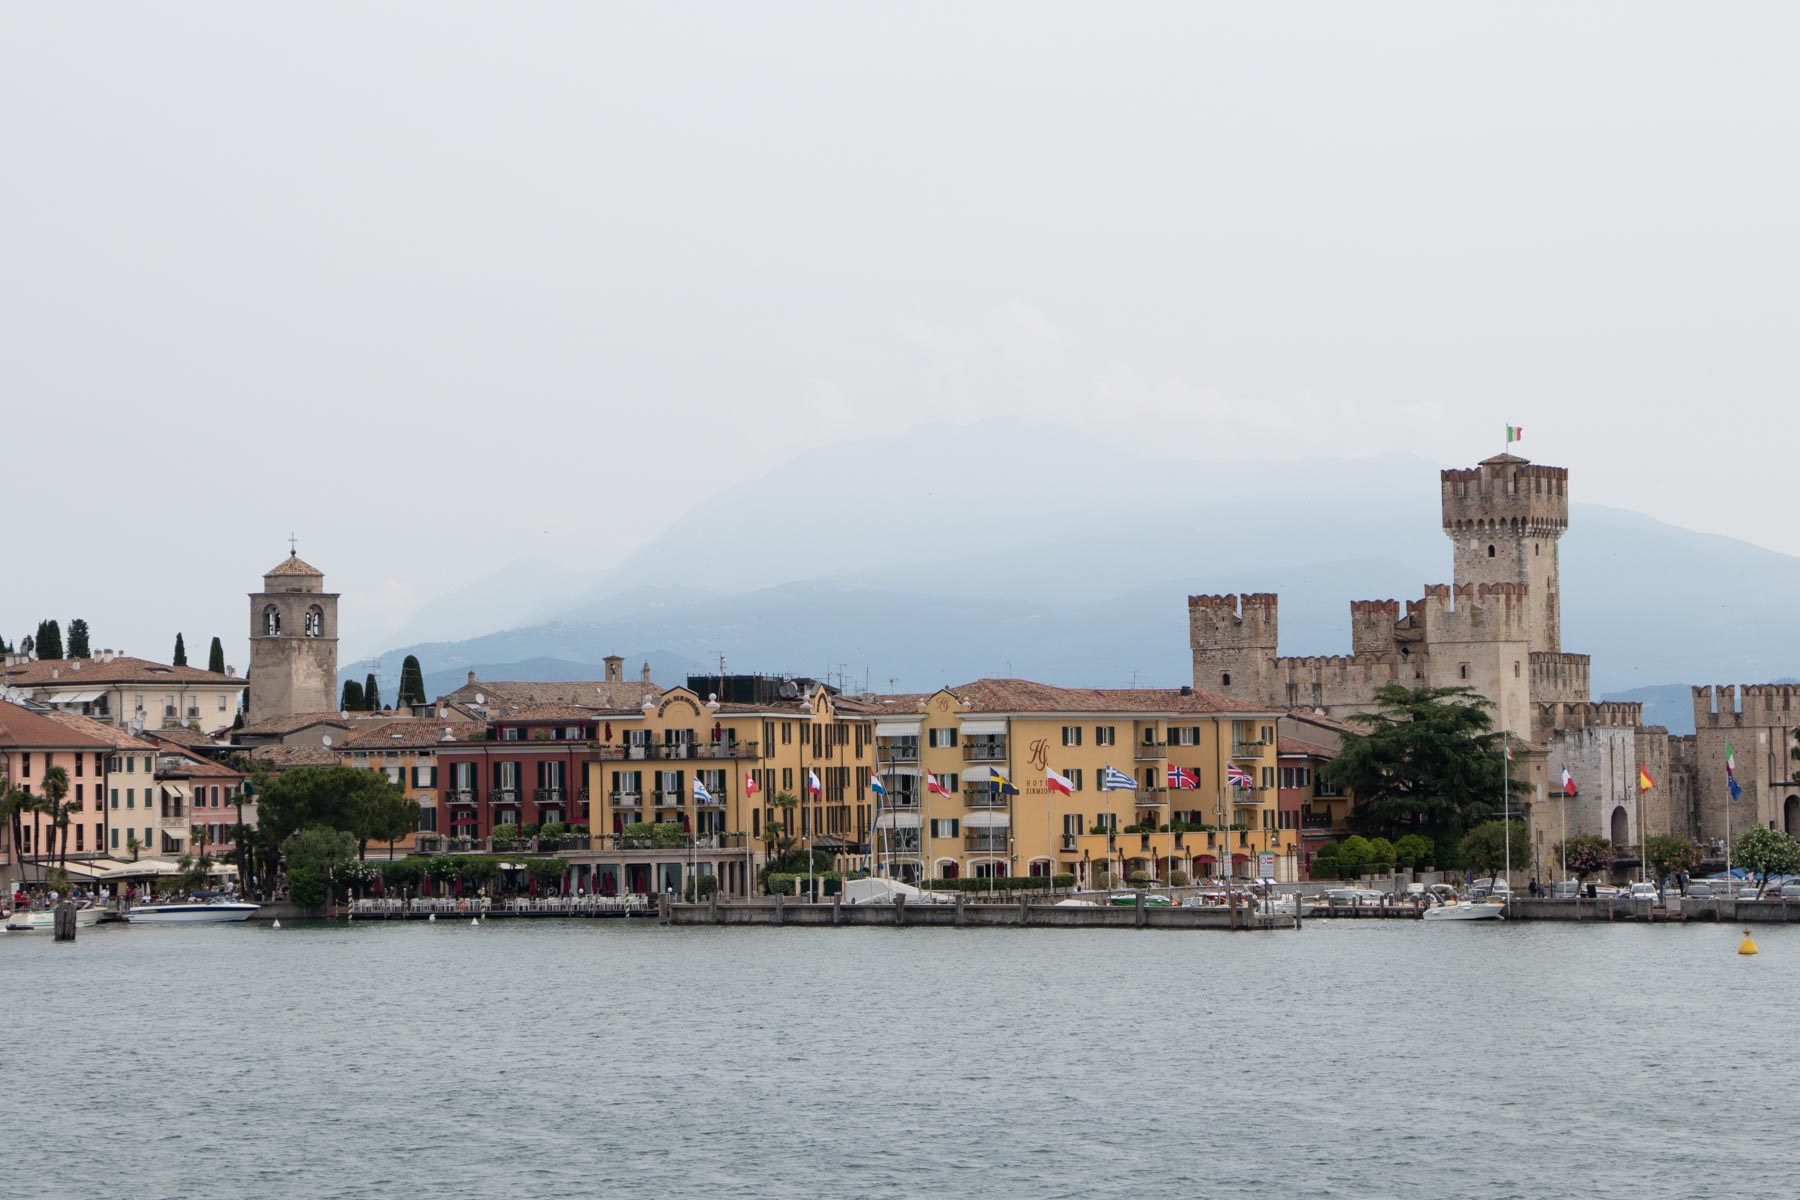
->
[258,765,410,856]
[363,673,382,712]
[396,655,426,709]
[1732,825,1800,890]
[1393,833,1434,870]
[208,636,226,674]
[1309,842,1341,881]
[40,765,71,874]
[282,826,358,875]
[1334,835,1373,880]
[285,868,329,908]
[340,680,365,712]
[172,632,187,666]
[1556,834,1614,883]
[1459,820,1528,881]
[35,620,62,661]
[1366,837,1397,874]
[355,782,420,861]
[0,787,35,886]
[1644,834,1701,884]
[1321,685,1529,848]
[66,619,90,659]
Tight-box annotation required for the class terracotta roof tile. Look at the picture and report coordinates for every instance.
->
[944,679,1274,716]
[345,719,488,749]
[442,680,663,711]
[247,744,340,769]
[0,656,245,688]
[265,554,324,577]
[237,711,353,736]
[0,701,155,750]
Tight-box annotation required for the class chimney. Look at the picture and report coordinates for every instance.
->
[70,660,80,671]
[641,662,652,685]
[468,670,477,686]
[226,666,236,678]
[604,655,623,683]
[50,668,59,680]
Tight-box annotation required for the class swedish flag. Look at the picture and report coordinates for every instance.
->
[989,769,1021,798]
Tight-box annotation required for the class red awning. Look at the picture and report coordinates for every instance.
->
[1195,854,1218,863]
[1231,853,1251,863]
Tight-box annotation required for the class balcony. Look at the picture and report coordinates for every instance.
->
[534,787,564,804]
[1302,812,1335,830]
[1231,788,1269,806]
[882,793,921,810]
[964,787,1009,809]
[448,789,476,803]
[1231,741,1265,760]
[963,833,1009,853]
[877,743,920,764]
[609,792,641,808]
[1136,788,1169,807]
[695,790,725,808]
[1135,741,1166,761]
[1061,834,1078,851]
[491,788,519,805]
[962,741,1007,763]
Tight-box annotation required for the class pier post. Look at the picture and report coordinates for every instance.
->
[1135,890,1146,930]
[1019,895,1030,927]
[710,891,720,924]
[894,894,906,927]
[955,893,966,928]
[658,894,671,925]
[832,894,842,926]
[1293,895,1302,931]
[774,893,784,925]
[53,901,76,942]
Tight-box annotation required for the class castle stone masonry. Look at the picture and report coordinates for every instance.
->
[247,552,340,726]
[1189,452,1694,871]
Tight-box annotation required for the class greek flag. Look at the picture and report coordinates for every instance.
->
[1100,765,1137,791]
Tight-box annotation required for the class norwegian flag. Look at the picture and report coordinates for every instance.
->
[1226,763,1255,789]
[1167,764,1199,790]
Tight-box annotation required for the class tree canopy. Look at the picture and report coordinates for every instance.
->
[340,680,365,711]
[208,636,226,673]
[1644,834,1701,881]
[66,619,90,659]
[35,620,62,661]
[1321,684,1529,848]
[172,633,187,666]
[1459,819,1528,879]
[257,765,417,859]
[363,673,383,712]
[396,655,425,709]
[1556,834,1614,882]
[1732,825,1800,887]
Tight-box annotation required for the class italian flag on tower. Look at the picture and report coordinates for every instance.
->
[1506,424,1523,445]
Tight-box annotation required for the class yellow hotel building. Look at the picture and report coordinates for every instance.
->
[855,679,1297,886]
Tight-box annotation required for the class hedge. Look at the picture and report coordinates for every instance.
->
[923,875,1076,892]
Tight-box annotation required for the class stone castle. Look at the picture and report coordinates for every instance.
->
[1186,453,1719,870]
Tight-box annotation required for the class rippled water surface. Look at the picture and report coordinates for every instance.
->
[4,917,1794,1199]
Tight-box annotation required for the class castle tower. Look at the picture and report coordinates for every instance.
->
[1188,593,1279,705]
[247,548,340,724]
[1440,454,1568,654]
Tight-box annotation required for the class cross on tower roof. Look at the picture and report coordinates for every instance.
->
[289,532,297,555]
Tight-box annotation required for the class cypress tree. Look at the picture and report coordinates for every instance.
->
[208,637,226,673]
[173,632,188,666]
[364,673,383,712]
[397,655,425,709]
[341,680,365,711]
[66,619,91,659]
[37,620,63,661]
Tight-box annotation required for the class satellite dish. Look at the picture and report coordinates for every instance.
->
[474,692,485,705]
[322,734,333,747]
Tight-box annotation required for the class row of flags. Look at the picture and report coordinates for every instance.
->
[871,763,1258,800]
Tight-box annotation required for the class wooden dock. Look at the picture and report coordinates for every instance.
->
[661,893,1297,930]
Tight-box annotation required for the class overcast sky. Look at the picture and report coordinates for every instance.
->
[3,3,1796,668]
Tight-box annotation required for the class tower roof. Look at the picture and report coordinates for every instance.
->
[1478,453,1530,466]
[265,553,323,578]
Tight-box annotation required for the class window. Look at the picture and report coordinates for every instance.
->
[304,605,323,637]
[1095,726,1115,747]
[110,788,119,809]
[1063,813,1084,837]
[19,753,29,777]
[263,606,281,635]
[126,788,135,809]
[1514,661,1521,678]
[929,818,960,838]
[502,727,520,741]
[73,755,83,778]
[1260,725,1275,743]
[927,728,957,749]
[614,769,642,797]
[1263,809,1276,831]
[1058,767,1084,792]
[1061,726,1082,747]
[144,756,152,773]
[417,807,438,833]
[219,695,228,711]
[111,828,119,850]
[1487,544,1496,558]
[1170,726,1199,747]
[1221,673,1231,687]
[1459,663,1469,680]
[75,826,84,852]
[1261,766,1275,789]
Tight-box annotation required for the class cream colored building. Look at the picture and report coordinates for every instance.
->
[0,652,245,734]
[855,679,1296,886]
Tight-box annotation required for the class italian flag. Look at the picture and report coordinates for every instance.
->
[1046,768,1074,796]
[1561,765,1577,796]
[1507,424,1523,444]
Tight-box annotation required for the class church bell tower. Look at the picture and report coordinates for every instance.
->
[247,543,340,724]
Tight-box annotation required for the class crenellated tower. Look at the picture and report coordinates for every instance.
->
[1188,593,1279,706]
[1440,454,1568,655]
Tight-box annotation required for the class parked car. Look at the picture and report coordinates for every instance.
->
[1549,880,1583,899]
[1778,884,1800,900]
[1626,882,1659,904]
[1685,881,1715,898]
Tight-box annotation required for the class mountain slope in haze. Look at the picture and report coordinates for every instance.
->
[351,422,1800,702]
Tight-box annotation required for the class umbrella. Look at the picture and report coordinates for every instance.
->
[372,872,383,898]
[529,870,538,896]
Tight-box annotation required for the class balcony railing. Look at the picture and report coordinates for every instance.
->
[609,792,641,806]
[534,787,564,803]
[1136,788,1169,806]
[491,788,519,804]
[882,794,921,810]
[1231,741,1265,760]
[876,833,921,853]
[449,789,476,802]
[1231,788,1269,806]
[963,788,1009,809]
[961,742,1007,763]
[877,744,920,763]
[1135,741,1166,761]
[1302,812,1335,829]
[695,791,725,808]
[963,833,1009,853]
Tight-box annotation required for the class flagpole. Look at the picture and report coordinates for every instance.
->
[1503,733,1511,915]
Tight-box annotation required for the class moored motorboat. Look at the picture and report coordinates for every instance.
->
[126,901,261,924]
[5,905,104,932]
[1421,898,1505,922]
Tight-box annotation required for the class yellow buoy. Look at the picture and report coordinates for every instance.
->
[1739,928,1758,956]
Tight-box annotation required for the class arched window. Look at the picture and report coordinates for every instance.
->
[1487,544,1496,558]
[262,606,281,636]
[304,605,324,638]
[1611,806,1630,847]
[1221,672,1232,687]
[1459,663,1469,680]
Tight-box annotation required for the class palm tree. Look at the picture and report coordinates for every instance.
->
[40,766,70,875]
[0,786,29,892]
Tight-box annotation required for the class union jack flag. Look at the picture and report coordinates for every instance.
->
[1167,765,1199,790]
[1226,763,1255,789]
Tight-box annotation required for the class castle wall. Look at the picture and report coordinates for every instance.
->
[1541,723,1639,849]
[1417,584,1532,739]
[1690,685,1800,846]
[1529,652,1590,707]
[1188,593,1279,707]
[1441,459,1568,654]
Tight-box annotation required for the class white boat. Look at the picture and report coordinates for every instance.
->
[1421,898,1505,922]
[126,901,261,924]
[5,906,104,932]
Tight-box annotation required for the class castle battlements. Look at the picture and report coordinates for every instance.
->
[1348,599,1402,655]
[1529,651,1590,705]
[1416,581,1532,644]
[1693,683,1800,727]
[1539,700,1643,730]
[1440,457,1569,536]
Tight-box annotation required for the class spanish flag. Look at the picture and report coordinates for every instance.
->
[1638,766,1656,792]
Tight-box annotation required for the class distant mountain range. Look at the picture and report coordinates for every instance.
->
[343,420,1800,724]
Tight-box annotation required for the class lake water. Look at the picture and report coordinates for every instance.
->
[3,918,1793,1200]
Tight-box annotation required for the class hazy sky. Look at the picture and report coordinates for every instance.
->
[4,4,1796,668]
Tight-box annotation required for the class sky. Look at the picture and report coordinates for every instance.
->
[3,3,1797,670]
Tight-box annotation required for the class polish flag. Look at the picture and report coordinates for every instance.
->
[807,769,823,797]
[1046,769,1074,796]
[745,773,760,796]
[927,773,951,797]
[1561,766,1577,796]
